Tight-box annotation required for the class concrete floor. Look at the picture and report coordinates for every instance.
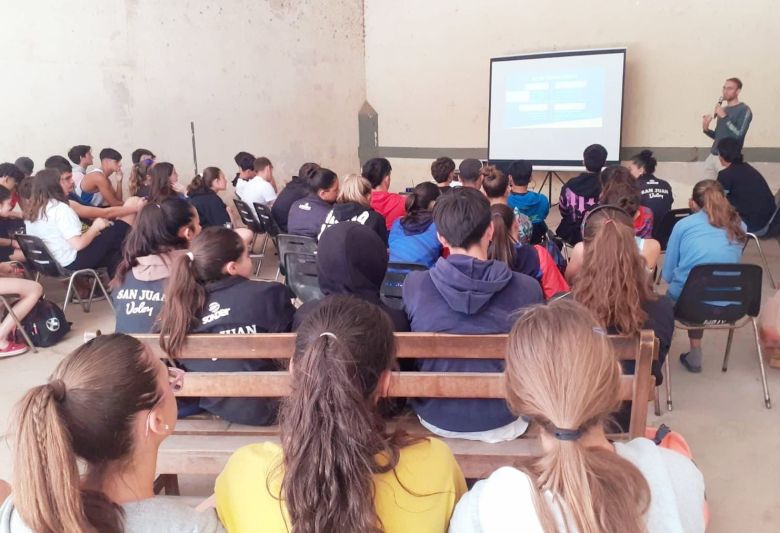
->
[0,231,779,532]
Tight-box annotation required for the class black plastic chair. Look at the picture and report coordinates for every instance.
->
[670,263,770,409]
[654,208,692,285]
[742,192,780,290]
[284,252,323,303]
[14,234,113,314]
[276,234,318,282]
[380,262,428,310]
[233,199,268,277]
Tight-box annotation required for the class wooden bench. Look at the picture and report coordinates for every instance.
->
[136,331,657,493]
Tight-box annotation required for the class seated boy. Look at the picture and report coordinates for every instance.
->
[403,187,543,442]
[556,144,607,244]
[506,160,549,244]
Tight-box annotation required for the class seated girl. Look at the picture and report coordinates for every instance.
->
[157,226,295,425]
[0,263,43,357]
[488,204,569,299]
[186,166,254,247]
[0,333,224,532]
[215,295,466,532]
[287,167,340,240]
[318,174,388,243]
[663,179,746,373]
[112,198,201,334]
[600,165,655,238]
[24,169,128,277]
[388,182,442,268]
[138,163,187,204]
[450,299,706,533]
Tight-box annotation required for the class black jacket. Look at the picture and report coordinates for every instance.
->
[718,162,776,232]
[272,176,309,233]
[188,189,231,228]
[318,202,388,244]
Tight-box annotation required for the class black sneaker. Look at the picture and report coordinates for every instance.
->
[679,352,702,373]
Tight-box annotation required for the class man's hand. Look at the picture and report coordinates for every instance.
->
[714,105,727,119]
[702,114,713,130]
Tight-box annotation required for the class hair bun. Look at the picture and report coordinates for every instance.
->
[640,149,653,158]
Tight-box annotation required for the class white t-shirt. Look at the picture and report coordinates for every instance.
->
[449,437,706,533]
[235,176,277,219]
[24,200,82,266]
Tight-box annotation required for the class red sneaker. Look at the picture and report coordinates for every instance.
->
[0,341,28,358]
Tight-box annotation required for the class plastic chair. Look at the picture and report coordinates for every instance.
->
[670,263,770,409]
[276,234,318,281]
[653,208,691,285]
[284,252,323,303]
[742,194,780,289]
[0,295,37,353]
[233,199,268,276]
[14,234,114,314]
[380,262,428,310]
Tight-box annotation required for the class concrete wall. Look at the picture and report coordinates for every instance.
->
[0,0,366,189]
[364,0,780,199]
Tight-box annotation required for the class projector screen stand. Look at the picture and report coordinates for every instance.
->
[538,171,567,207]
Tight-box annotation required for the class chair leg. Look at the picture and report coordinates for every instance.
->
[753,236,777,290]
[0,297,37,353]
[62,274,78,313]
[722,328,736,372]
[665,354,673,411]
[654,265,663,286]
[91,271,115,313]
[751,318,772,409]
[82,276,98,313]
[653,387,661,416]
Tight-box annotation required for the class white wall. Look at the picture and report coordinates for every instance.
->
[0,0,366,188]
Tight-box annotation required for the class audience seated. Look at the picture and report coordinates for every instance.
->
[215,296,466,533]
[76,148,124,207]
[556,144,607,244]
[296,221,409,331]
[458,159,484,190]
[664,179,746,373]
[488,204,569,299]
[569,206,672,388]
[272,162,319,233]
[140,162,186,204]
[319,174,388,243]
[157,226,295,425]
[601,166,654,238]
[234,155,277,217]
[449,300,705,533]
[628,150,674,239]
[506,160,549,244]
[0,264,42,357]
[24,170,128,277]
[402,187,543,442]
[0,334,224,532]
[67,144,92,191]
[431,156,456,194]
[112,198,201,334]
[287,167,340,239]
[388,182,442,267]
[363,157,405,230]
[716,137,775,232]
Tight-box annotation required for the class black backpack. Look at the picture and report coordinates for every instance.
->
[15,298,71,347]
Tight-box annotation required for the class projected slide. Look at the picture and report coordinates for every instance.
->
[488,49,625,167]
[505,69,604,129]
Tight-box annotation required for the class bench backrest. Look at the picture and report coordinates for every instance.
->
[135,331,657,439]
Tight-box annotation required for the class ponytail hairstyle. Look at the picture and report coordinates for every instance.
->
[307,167,338,194]
[488,203,517,265]
[112,198,198,286]
[128,159,153,196]
[600,166,642,218]
[157,226,245,358]
[23,169,68,222]
[630,149,657,175]
[692,179,746,244]
[338,174,372,207]
[279,295,417,533]
[505,300,651,533]
[187,166,223,195]
[13,334,162,533]
[147,162,177,204]
[573,206,654,335]
[297,161,321,182]
[402,182,440,225]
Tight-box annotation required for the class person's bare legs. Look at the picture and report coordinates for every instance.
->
[0,278,43,348]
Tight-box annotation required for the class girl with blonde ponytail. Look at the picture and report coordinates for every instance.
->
[215,295,466,533]
[450,299,705,533]
[663,179,746,373]
[0,334,224,532]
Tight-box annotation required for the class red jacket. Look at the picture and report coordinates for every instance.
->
[370,191,406,230]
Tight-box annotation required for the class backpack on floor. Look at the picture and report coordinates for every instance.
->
[541,230,568,275]
[14,298,71,348]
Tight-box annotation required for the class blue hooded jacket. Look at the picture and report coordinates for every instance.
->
[403,254,543,432]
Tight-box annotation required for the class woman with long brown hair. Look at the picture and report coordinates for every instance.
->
[450,300,705,533]
[663,179,746,372]
[157,226,295,425]
[0,334,224,532]
[215,295,466,532]
[599,165,655,238]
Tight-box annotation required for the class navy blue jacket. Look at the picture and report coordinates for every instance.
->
[287,195,332,240]
[403,255,543,432]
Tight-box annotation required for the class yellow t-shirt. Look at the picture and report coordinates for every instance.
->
[215,438,467,533]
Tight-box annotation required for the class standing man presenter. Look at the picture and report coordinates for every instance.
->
[702,77,752,180]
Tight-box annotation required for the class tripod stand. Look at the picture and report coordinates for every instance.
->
[537,170,567,207]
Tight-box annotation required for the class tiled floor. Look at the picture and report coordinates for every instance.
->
[0,233,779,532]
